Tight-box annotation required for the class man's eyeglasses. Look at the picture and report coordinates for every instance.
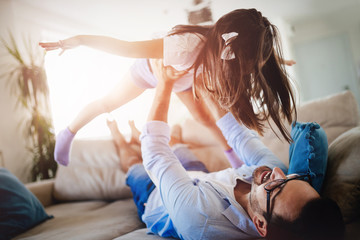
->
[264,173,311,222]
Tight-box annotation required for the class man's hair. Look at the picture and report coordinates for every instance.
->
[266,198,345,240]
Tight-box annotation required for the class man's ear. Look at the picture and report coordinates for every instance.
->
[252,215,268,237]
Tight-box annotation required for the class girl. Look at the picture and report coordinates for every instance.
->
[39,8,296,167]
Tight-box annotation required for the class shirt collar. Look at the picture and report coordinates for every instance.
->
[222,197,260,237]
[206,181,260,237]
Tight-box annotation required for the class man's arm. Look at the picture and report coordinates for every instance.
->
[140,59,194,195]
[147,78,174,122]
[147,58,187,122]
[140,62,215,239]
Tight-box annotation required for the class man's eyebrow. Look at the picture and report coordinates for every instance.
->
[271,179,310,212]
[269,183,286,213]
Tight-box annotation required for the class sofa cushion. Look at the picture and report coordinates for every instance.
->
[288,122,328,193]
[115,228,176,240]
[322,127,360,223]
[0,168,52,239]
[14,199,145,240]
[54,138,132,201]
[261,90,359,165]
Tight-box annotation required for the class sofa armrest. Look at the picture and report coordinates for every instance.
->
[25,179,55,207]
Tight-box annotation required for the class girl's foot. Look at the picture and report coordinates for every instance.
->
[54,127,76,166]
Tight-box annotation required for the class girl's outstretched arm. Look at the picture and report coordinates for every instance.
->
[39,35,163,58]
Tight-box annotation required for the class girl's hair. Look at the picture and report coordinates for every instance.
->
[169,9,297,143]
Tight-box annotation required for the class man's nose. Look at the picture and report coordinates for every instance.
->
[270,167,286,180]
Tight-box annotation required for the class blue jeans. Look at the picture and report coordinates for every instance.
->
[126,144,208,219]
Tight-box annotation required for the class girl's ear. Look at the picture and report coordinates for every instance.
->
[252,215,268,237]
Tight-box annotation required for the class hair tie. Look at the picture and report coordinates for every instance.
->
[221,32,238,60]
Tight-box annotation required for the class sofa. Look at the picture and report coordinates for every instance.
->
[12,90,360,240]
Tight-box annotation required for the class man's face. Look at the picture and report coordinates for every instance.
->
[249,166,319,222]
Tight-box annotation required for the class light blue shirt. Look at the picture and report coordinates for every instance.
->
[140,112,287,240]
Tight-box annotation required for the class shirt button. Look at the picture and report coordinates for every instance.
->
[243,174,246,177]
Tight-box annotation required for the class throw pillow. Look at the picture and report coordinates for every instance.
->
[0,168,52,239]
[288,122,328,193]
[322,127,360,223]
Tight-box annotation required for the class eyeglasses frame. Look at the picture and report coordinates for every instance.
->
[264,173,311,222]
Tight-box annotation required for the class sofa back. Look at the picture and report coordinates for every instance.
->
[182,90,359,167]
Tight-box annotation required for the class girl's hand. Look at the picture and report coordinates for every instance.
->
[39,36,81,55]
[284,59,296,66]
[150,59,187,84]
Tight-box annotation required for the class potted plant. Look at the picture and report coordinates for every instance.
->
[1,33,57,181]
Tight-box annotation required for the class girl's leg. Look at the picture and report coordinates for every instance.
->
[55,71,145,166]
[69,71,146,133]
[176,90,230,149]
[176,90,244,168]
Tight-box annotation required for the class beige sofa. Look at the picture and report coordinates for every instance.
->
[15,91,360,240]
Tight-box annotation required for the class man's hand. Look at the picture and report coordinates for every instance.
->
[150,59,187,84]
[283,59,296,66]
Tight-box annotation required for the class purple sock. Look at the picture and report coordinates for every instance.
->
[54,127,75,166]
[224,148,244,168]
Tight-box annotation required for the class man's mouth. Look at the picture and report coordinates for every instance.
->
[252,166,273,185]
[260,170,272,184]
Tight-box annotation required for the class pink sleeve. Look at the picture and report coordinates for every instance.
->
[163,33,204,71]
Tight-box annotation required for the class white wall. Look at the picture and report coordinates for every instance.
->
[289,6,360,104]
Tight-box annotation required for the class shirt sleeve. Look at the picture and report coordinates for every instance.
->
[140,121,201,209]
[163,32,204,71]
[216,113,288,173]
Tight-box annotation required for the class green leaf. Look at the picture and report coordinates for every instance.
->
[1,31,57,181]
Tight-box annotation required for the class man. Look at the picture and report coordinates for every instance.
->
[120,60,345,240]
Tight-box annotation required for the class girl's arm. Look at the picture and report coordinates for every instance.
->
[39,35,163,59]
